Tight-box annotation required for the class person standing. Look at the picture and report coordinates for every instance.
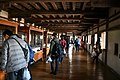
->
[74,38,79,52]
[59,35,66,63]
[48,33,60,75]
[0,29,29,80]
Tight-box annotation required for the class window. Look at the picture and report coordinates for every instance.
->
[30,31,43,50]
[94,34,97,44]
[88,35,91,44]
[101,32,106,49]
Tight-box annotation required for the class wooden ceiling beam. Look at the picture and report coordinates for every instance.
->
[84,14,108,19]
[81,19,99,23]
[51,2,58,10]
[39,2,49,10]
[32,18,82,21]
[48,29,80,33]
[52,14,56,18]
[47,26,85,29]
[49,28,85,30]
[48,28,85,33]
[36,22,93,26]
[36,14,43,18]
[9,10,107,15]
[12,3,25,11]
[20,3,32,10]
[9,0,90,3]
[9,13,31,18]
[30,17,99,22]
[31,15,37,18]
[29,2,41,10]
[47,26,87,29]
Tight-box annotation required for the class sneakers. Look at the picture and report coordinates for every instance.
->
[50,72,57,75]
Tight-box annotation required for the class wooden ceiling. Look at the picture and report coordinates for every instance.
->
[0,0,114,34]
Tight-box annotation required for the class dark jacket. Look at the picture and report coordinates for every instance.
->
[49,37,59,55]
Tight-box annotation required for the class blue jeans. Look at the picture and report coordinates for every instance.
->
[51,56,59,73]
[28,62,32,80]
[7,68,24,80]
[59,49,64,63]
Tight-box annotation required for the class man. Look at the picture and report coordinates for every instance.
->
[48,32,60,75]
[0,29,29,80]
[93,39,101,64]
[75,37,81,52]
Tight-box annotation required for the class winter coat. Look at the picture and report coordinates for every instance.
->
[0,35,29,73]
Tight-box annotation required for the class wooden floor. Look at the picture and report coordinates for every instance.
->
[30,49,119,80]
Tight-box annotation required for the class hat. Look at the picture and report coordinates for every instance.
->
[52,33,57,36]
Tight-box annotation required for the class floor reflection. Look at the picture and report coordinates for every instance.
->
[31,49,119,80]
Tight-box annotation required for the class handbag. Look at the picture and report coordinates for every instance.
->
[23,68,31,80]
[46,56,52,63]
[11,38,28,60]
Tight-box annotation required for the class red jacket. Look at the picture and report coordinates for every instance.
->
[60,39,66,48]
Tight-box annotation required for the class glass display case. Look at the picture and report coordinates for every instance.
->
[30,31,43,50]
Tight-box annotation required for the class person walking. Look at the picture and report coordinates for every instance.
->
[59,35,66,63]
[0,29,29,80]
[74,37,81,52]
[65,36,70,57]
[68,38,74,64]
[48,33,60,75]
[93,39,101,64]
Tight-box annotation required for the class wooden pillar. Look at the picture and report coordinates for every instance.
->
[15,26,18,34]
[27,27,30,44]
[43,31,47,58]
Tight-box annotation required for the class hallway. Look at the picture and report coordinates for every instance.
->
[30,49,119,80]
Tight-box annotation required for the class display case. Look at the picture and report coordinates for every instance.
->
[30,31,43,50]
[18,26,44,62]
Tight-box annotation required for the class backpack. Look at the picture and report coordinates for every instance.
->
[52,40,62,58]
[28,44,34,62]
